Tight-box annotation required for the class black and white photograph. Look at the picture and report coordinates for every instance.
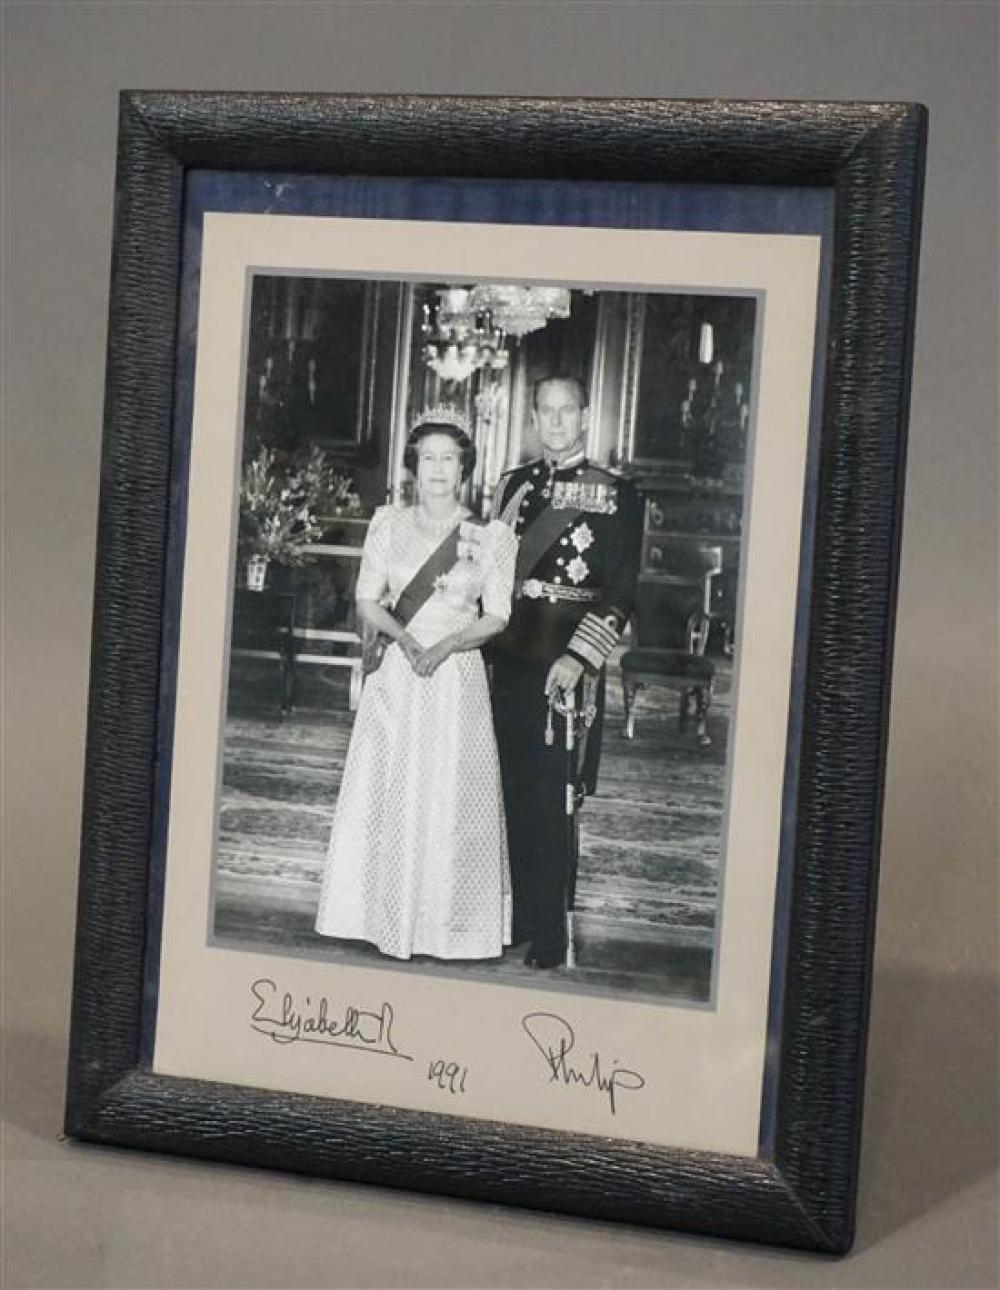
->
[214,273,758,1004]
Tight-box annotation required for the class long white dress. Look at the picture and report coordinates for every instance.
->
[314,504,517,959]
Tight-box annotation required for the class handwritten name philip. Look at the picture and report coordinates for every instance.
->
[521,1011,645,1115]
[249,978,412,1061]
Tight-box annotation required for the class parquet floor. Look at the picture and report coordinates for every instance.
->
[214,656,732,1003]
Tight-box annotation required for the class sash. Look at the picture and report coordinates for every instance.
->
[514,504,586,586]
[394,521,480,625]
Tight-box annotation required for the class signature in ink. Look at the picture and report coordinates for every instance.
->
[249,978,413,1061]
[521,1011,645,1115]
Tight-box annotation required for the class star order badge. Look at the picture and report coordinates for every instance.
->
[565,555,590,585]
[570,521,594,553]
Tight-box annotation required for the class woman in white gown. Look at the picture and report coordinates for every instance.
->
[314,412,517,960]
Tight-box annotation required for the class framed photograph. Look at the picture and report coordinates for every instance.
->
[65,92,926,1253]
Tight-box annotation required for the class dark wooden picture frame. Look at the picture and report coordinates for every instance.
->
[64,92,926,1253]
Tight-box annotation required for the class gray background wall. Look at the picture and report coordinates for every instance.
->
[3,3,996,1287]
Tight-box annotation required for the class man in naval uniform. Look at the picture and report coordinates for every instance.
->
[490,374,643,969]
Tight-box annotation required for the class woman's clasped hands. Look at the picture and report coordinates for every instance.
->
[397,630,455,679]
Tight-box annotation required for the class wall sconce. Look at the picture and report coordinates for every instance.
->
[698,322,714,364]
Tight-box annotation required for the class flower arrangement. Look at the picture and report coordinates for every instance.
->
[239,445,359,568]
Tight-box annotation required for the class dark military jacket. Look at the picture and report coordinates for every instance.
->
[491,453,644,669]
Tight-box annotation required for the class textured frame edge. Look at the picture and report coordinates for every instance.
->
[64,92,927,1254]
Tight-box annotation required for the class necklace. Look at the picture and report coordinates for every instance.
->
[414,503,467,538]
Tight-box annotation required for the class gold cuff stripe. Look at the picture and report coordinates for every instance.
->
[569,613,620,666]
[566,635,606,670]
[576,612,619,649]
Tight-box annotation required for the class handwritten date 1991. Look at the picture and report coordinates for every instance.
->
[521,1011,645,1115]
[427,1059,468,1095]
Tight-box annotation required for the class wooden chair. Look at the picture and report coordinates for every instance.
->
[619,544,722,746]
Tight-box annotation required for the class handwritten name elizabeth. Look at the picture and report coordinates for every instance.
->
[521,1011,645,1115]
[249,978,412,1061]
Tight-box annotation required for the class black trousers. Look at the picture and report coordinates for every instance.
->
[490,652,605,957]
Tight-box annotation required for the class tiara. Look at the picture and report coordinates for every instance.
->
[410,404,472,437]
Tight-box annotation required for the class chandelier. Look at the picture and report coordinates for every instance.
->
[468,284,571,338]
[421,284,572,382]
[420,287,507,383]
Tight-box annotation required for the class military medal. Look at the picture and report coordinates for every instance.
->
[552,479,618,513]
